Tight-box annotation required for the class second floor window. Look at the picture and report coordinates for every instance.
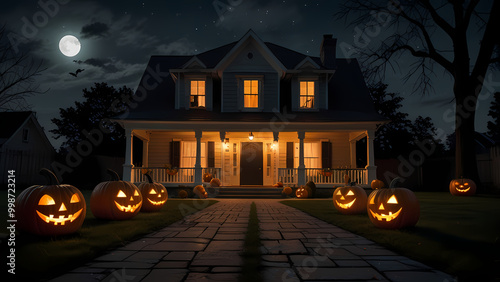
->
[300,81,315,109]
[244,80,259,108]
[190,80,205,108]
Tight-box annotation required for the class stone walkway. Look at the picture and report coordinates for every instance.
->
[52,199,456,282]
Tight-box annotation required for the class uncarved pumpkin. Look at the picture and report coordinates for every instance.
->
[449,177,476,196]
[90,169,142,220]
[178,189,188,198]
[305,181,316,197]
[193,185,208,199]
[367,178,420,229]
[333,183,367,215]
[210,178,221,187]
[16,168,86,236]
[282,186,292,196]
[371,179,385,190]
[203,173,213,183]
[138,173,168,212]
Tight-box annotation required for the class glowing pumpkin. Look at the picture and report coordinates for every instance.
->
[90,169,142,220]
[210,178,221,187]
[203,173,213,183]
[295,186,311,198]
[16,168,86,236]
[449,177,476,196]
[367,178,420,229]
[371,179,385,190]
[138,173,168,212]
[193,185,208,199]
[178,189,188,198]
[333,182,367,214]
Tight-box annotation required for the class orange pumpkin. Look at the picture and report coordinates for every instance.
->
[371,179,385,190]
[193,185,208,199]
[178,189,188,198]
[203,173,213,182]
[138,173,168,212]
[16,169,86,236]
[282,186,292,196]
[333,182,367,215]
[295,186,311,198]
[449,177,476,196]
[90,169,142,220]
[210,178,221,187]
[367,178,420,229]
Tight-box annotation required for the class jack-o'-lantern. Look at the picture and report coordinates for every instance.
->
[178,189,188,198]
[367,178,420,229]
[138,173,168,212]
[371,179,385,190]
[90,169,142,220]
[333,182,367,214]
[210,178,221,187]
[16,168,86,236]
[449,177,476,196]
[295,186,311,198]
[193,185,208,199]
[203,173,213,183]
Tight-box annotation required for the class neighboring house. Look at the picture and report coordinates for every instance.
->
[0,112,55,186]
[115,30,387,187]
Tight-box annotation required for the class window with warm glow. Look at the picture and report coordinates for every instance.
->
[294,142,320,168]
[190,80,205,108]
[181,141,207,167]
[300,81,315,109]
[244,80,259,108]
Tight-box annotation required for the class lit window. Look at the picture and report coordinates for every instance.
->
[190,80,205,108]
[300,81,315,109]
[294,142,320,168]
[244,80,259,108]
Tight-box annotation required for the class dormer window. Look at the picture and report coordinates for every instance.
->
[300,81,315,109]
[190,80,205,108]
[243,79,259,108]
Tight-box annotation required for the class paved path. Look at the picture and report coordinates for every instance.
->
[52,199,455,282]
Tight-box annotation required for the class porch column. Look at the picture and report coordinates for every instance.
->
[194,130,203,184]
[297,131,306,186]
[365,130,377,184]
[350,140,357,168]
[273,131,279,184]
[219,131,226,183]
[123,128,134,182]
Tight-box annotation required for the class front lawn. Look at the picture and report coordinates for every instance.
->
[1,190,217,280]
[282,192,500,281]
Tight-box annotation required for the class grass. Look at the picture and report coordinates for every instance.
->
[281,192,500,281]
[1,190,217,280]
[240,202,263,282]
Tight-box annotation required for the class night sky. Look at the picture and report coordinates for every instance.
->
[2,0,498,148]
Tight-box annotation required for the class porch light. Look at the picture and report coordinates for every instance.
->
[248,132,254,140]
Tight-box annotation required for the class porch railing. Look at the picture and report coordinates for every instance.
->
[278,168,367,185]
[132,167,221,183]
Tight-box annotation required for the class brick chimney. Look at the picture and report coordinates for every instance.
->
[320,34,337,69]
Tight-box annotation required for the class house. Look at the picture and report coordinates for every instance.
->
[0,111,56,186]
[115,30,387,187]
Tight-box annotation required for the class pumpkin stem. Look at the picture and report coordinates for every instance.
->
[106,169,121,181]
[389,177,402,188]
[143,173,154,183]
[39,168,60,185]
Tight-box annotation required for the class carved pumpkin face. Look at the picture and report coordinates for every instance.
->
[333,185,367,214]
[139,174,168,212]
[203,173,213,183]
[295,186,311,198]
[90,169,142,220]
[367,178,420,229]
[16,169,86,236]
[449,178,476,196]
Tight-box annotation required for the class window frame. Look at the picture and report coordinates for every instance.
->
[189,79,206,109]
[236,75,264,111]
[299,80,316,109]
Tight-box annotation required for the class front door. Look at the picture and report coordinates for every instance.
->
[240,142,263,185]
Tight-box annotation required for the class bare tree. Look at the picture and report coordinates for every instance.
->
[0,25,46,111]
[337,1,500,185]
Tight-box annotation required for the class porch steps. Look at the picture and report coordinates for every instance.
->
[215,186,284,199]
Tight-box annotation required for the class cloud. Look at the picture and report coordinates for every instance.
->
[74,58,119,72]
[80,22,110,39]
[155,38,196,55]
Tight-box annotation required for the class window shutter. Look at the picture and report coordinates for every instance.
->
[170,141,180,167]
[207,141,215,167]
[286,142,294,168]
[322,141,332,168]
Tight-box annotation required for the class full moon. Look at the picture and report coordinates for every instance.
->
[59,35,81,57]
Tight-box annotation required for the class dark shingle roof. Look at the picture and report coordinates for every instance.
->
[0,111,32,139]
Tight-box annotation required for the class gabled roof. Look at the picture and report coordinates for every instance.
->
[0,111,54,150]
